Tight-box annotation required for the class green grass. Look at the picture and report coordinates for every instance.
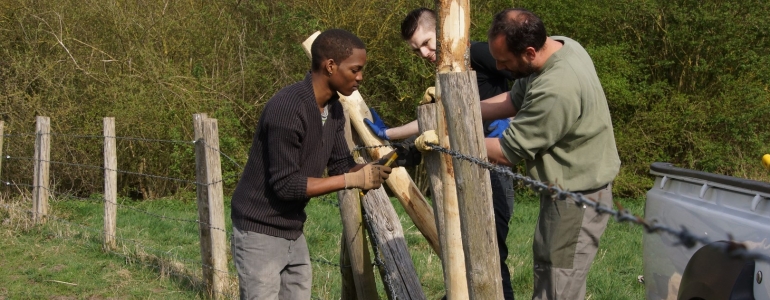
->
[0,192,646,299]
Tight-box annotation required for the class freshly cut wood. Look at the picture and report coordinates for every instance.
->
[417,103,468,299]
[301,32,440,256]
[436,0,471,73]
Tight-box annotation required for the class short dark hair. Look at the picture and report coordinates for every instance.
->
[487,8,547,56]
[311,29,366,72]
[400,8,436,40]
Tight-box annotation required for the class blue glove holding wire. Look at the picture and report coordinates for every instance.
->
[486,119,509,138]
[364,108,390,141]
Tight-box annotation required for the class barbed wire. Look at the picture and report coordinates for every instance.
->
[197,140,244,171]
[3,133,243,176]
[1,133,37,137]
[421,142,770,263]
[48,133,196,146]
[2,155,235,187]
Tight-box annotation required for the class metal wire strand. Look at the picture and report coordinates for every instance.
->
[422,143,770,263]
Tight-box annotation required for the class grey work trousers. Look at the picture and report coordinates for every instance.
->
[232,227,312,300]
[532,184,612,300]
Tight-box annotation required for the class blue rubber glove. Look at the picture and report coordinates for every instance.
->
[364,108,390,140]
[486,119,509,138]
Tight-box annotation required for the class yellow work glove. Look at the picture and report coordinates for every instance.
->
[415,130,439,152]
[419,86,436,105]
[344,163,392,190]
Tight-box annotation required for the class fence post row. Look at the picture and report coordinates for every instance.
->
[103,117,118,250]
[33,116,50,224]
[193,114,229,298]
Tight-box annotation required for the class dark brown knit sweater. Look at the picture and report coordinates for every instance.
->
[231,72,356,240]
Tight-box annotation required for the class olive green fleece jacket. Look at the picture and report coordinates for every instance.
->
[500,36,620,191]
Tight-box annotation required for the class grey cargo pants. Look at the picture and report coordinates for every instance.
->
[532,184,612,300]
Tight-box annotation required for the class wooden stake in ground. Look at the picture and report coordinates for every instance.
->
[436,0,503,298]
[301,32,441,255]
[338,109,378,299]
[0,121,4,195]
[193,114,229,299]
[417,103,468,299]
[33,116,50,224]
[103,117,118,251]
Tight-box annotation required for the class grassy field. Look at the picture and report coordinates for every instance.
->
[0,191,646,299]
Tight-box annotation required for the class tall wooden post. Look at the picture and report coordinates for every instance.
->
[103,117,118,250]
[33,116,50,224]
[436,0,503,298]
[0,121,4,189]
[193,114,229,298]
[338,109,378,299]
[301,32,441,256]
[417,103,468,299]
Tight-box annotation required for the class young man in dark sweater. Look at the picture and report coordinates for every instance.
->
[364,8,517,300]
[230,29,392,299]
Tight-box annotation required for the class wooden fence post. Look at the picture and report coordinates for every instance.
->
[0,121,4,190]
[194,114,229,298]
[33,116,50,224]
[338,110,378,299]
[437,0,503,298]
[103,117,118,250]
[417,103,468,299]
[353,128,425,300]
[361,186,427,300]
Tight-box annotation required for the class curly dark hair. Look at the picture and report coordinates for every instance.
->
[311,29,366,72]
[487,8,547,55]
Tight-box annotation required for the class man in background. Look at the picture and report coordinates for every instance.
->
[365,8,517,299]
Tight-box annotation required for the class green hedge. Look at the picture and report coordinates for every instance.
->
[1,0,768,198]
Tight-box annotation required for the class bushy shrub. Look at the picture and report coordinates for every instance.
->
[1,0,767,198]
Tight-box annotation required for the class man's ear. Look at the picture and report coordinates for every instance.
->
[325,58,337,75]
[524,47,537,61]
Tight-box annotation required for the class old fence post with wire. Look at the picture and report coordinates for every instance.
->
[33,116,51,224]
[193,113,229,298]
[0,121,4,195]
[338,109,379,299]
[436,0,503,298]
[103,117,118,250]
[417,103,468,298]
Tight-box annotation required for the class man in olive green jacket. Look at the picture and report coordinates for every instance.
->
[465,8,620,300]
